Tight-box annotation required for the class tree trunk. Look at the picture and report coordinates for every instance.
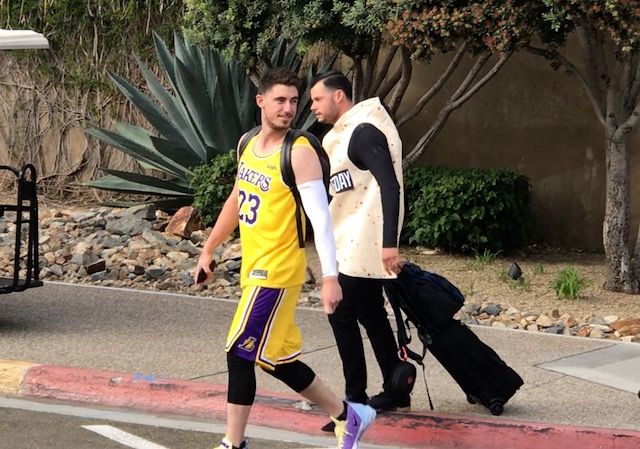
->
[602,132,639,293]
[632,220,640,283]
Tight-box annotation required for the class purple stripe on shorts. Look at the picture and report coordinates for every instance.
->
[230,287,283,363]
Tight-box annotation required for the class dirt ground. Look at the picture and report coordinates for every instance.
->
[306,244,640,321]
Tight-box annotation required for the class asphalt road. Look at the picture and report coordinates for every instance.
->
[2,280,640,449]
[0,397,336,449]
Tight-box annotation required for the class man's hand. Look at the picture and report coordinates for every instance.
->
[320,275,342,314]
[382,247,401,275]
[194,258,216,285]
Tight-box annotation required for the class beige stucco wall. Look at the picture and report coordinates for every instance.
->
[3,46,637,250]
[396,45,639,250]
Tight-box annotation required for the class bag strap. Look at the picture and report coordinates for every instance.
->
[281,129,305,248]
[384,279,434,410]
[237,125,262,158]
[384,281,424,365]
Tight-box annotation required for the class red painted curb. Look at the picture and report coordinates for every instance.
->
[22,365,228,418]
[21,364,640,449]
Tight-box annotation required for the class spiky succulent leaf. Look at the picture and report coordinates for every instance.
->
[85,127,183,178]
[86,32,333,209]
[86,32,260,208]
[85,169,192,196]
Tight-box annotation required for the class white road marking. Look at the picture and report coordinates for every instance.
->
[1,397,394,449]
[83,425,170,449]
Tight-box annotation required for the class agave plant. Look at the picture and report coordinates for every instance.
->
[85,31,258,209]
[85,32,337,209]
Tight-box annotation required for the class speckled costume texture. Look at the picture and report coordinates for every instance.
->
[323,97,404,279]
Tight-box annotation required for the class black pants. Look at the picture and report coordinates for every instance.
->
[328,273,400,404]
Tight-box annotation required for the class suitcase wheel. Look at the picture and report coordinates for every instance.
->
[466,394,477,405]
[489,399,504,416]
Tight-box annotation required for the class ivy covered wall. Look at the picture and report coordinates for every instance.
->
[0,1,184,200]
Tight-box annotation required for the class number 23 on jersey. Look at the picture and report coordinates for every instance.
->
[238,188,261,225]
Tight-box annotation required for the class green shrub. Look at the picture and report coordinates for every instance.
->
[552,267,591,300]
[189,152,237,226]
[402,166,533,252]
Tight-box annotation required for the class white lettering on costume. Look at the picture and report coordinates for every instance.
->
[330,169,354,193]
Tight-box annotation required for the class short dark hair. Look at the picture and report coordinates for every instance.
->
[310,71,353,102]
[258,67,299,94]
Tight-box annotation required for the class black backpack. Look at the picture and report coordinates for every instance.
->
[238,126,330,248]
[383,262,465,365]
[383,261,465,409]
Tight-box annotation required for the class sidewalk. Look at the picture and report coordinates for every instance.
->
[1,282,639,449]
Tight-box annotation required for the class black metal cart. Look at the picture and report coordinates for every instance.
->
[0,163,42,293]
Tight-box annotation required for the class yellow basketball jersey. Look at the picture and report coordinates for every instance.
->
[236,134,308,287]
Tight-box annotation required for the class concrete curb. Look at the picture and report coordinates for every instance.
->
[3,359,640,449]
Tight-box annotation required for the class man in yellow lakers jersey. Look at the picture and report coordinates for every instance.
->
[195,68,375,449]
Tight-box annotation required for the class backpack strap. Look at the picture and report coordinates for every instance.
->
[384,281,424,365]
[383,279,434,410]
[237,126,262,159]
[384,279,434,410]
[281,129,328,249]
[281,129,306,248]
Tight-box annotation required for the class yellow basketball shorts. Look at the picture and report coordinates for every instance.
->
[225,285,303,370]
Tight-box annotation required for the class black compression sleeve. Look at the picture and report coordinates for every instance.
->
[227,352,256,405]
[348,123,401,247]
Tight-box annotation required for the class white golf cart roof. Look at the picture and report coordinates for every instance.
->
[0,29,49,50]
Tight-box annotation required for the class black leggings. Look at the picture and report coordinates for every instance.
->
[227,352,316,405]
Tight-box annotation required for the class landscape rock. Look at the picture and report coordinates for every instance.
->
[0,204,637,344]
[610,318,640,331]
[166,206,202,239]
[535,315,553,327]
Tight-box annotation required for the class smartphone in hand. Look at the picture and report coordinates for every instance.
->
[196,261,216,284]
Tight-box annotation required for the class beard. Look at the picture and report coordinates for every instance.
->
[316,104,339,125]
[264,115,293,131]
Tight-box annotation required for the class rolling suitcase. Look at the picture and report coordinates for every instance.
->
[426,319,524,415]
[384,262,523,415]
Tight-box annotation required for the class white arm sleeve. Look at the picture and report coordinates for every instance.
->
[297,180,338,278]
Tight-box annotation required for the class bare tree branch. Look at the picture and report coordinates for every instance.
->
[450,52,510,109]
[613,97,640,142]
[402,107,453,170]
[627,57,640,112]
[619,57,633,102]
[352,58,364,103]
[399,49,509,168]
[526,46,606,125]
[362,39,380,99]
[387,46,412,115]
[377,61,403,101]
[396,41,467,128]
[575,20,606,109]
[449,52,491,104]
[632,219,640,281]
[370,46,398,95]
